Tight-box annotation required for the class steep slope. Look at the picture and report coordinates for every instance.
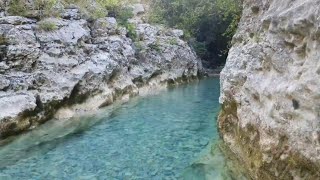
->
[0,2,202,138]
[219,0,320,179]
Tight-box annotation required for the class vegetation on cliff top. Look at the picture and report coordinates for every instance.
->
[7,0,134,20]
[148,0,242,67]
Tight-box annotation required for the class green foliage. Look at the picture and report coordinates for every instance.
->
[149,43,161,52]
[149,39,162,52]
[7,0,28,16]
[148,10,165,25]
[34,0,60,18]
[169,38,178,45]
[96,0,134,23]
[91,10,107,20]
[149,0,243,67]
[8,0,60,18]
[7,0,133,22]
[97,0,120,10]
[116,7,134,25]
[38,20,58,31]
[63,0,106,19]
[214,0,242,38]
[125,23,138,41]
[190,41,207,57]
[149,0,242,39]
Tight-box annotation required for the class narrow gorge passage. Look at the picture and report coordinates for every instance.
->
[0,78,233,179]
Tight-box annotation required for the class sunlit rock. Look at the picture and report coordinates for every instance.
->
[0,5,202,138]
[219,0,320,179]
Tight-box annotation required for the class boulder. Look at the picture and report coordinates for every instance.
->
[91,17,118,38]
[169,29,184,38]
[132,4,145,16]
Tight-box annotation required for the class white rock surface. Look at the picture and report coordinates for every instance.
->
[132,4,145,16]
[0,8,202,138]
[219,0,320,179]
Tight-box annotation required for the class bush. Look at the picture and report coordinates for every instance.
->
[38,20,58,31]
[96,0,134,23]
[125,23,137,41]
[149,39,162,52]
[189,40,207,58]
[34,0,60,18]
[169,38,178,46]
[89,8,107,20]
[7,0,28,16]
[7,0,133,22]
[62,0,106,19]
[97,0,120,10]
[8,0,60,18]
[116,7,134,26]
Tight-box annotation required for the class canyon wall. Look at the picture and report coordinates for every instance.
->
[0,3,202,138]
[219,0,320,179]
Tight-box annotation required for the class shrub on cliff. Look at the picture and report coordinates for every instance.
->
[77,0,134,20]
[38,20,58,31]
[7,0,133,21]
[148,0,242,68]
[8,0,60,18]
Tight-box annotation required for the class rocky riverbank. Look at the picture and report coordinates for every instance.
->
[219,0,320,179]
[0,2,202,138]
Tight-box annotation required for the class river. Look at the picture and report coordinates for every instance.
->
[0,78,244,180]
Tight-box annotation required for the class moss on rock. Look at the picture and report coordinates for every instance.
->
[218,100,320,179]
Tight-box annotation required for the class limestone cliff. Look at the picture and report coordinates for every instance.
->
[0,2,202,138]
[219,0,320,179]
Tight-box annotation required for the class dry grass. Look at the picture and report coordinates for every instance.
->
[38,20,58,31]
[0,36,7,45]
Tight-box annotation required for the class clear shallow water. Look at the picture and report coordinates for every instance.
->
[0,78,234,180]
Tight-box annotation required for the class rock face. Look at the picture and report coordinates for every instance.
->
[219,0,320,179]
[0,5,202,138]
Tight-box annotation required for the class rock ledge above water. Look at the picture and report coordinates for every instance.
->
[219,0,320,179]
[0,4,202,138]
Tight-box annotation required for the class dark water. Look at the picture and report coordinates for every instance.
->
[0,78,240,180]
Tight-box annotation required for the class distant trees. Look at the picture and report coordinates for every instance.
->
[148,0,242,68]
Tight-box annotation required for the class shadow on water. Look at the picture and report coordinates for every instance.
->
[0,98,132,169]
[182,141,250,180]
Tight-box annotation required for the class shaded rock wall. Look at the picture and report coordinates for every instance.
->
[219,0,320,179]
[0,4,202,138]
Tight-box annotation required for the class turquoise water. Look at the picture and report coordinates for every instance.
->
[0,78,234,180]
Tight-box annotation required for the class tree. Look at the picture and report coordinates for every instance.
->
[149,0,242,68]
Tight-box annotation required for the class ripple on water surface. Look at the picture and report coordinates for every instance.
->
[0,78,231,180]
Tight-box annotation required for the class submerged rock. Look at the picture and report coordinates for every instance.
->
[0,4,202,138]
[219,0,320,179]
